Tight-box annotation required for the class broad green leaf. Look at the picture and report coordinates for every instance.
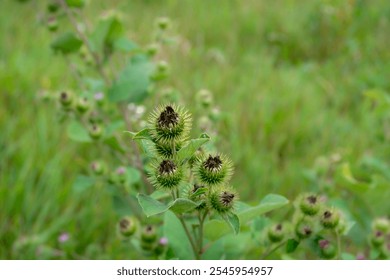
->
[222,213,240,235]
[84,78,105,92]
[66,0,85,8]
[336,162,369,193]
[238,194,289,224]
[126,167,141,185]
[163,211,194,259]
[104,120,125,138]
[341,253,356,260]
[191,187,207,197]
[137,194,200,217]
[103,136,125,152]
[112,194,138,216]
[67,120,91,142]
[204,220,230,241]
[150,190,170,200]
[51,32,82,54]
[204,194,288,241]
[125,128,151,140]
[137,194,167,217]
[90,13,124,53]
[108,55,154,103]
[286,239,300,253]
[202,239,225,260]
[168,198,200,214]
[114,37,138,52]
[72,175,95,192]
[177,134,210,161]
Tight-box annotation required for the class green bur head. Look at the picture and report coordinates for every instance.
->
[149,105,191,144]
[197,154,232,186]
[209,188,237,214]
[150,159,183,190]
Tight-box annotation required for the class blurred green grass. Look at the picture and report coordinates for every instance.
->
[1,0,390,259]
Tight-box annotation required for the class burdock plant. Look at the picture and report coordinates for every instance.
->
[129,104,242,259]
[36,0,290,260]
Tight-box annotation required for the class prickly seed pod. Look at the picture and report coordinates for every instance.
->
[141,225,157,243]
[299,194,321,216]
[196,154,233,186]
[146,43,159,57]
[295,220,313,239]
[156,17,171,30]
[118,217,137,237]
[59,91,73,107]
[268,224,285,243]
[196,89,213,107]
[90,160,105,175]
[75,97,90,113]
[372,218,390,233]
[47,17,59,32]
[89,124,103,140]
[320,209,340,229]
[116,166,127,184]
[318,239,336,259]
[47,1,60,13]
[370,230,385,247]
[209,187,237,214]
[152,61,169,80]
[140,240,154,251]
[148,104,191,143]
[149,159,183,190]
[153,140,182,158]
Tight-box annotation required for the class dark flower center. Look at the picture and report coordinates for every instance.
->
[60,92,68,100]
[324,211,332,219]
[318,239,329,249]
[119,219,130,229]
[146,225,153,232]
[307,195,317,204]
[204,155,222,171]
[159,160,176,174]
[220,191,235,206]
[303,226,312,235]
[193,184,203,193]
[158,106,179,128]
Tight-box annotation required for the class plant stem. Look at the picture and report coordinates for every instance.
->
[177,215,200,260]
[120,105,153,194]
[261,240,288,259]
[335,230,341,259]
[197,209,208,258]
[59,0,109,85]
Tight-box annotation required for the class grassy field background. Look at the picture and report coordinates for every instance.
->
[1,0,390,259]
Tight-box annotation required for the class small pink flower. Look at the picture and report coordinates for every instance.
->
[58,233,69,243]
[94,92,104,101]
[116,167,126,175]
[356,253,365,260]
[318,239,329,249]
[159,237,168,246]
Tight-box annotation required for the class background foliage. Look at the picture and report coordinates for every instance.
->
[1,0,390,259]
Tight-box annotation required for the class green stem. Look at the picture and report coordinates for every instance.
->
[197,209,208,257]
[59,0,109,85]
[261,240,288,259]
[177,215,200,260]
[335,230,341,259]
